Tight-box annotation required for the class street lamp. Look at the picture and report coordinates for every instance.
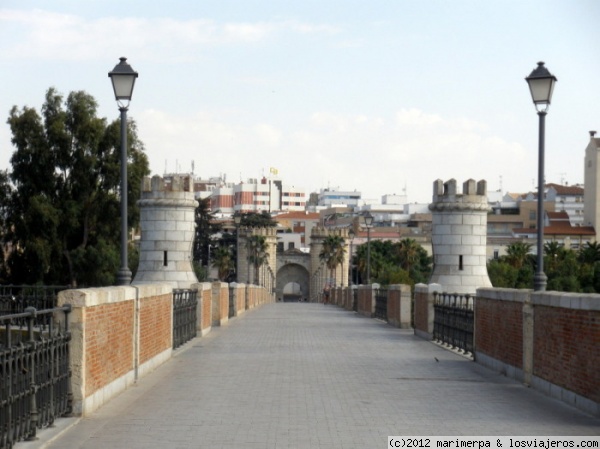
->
[526,61,557,292]
[234,215,242,281]
[348,228,355,285]
[363,212,374,285]
[109,57,138,286]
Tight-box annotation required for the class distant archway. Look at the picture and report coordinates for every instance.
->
[276,263,309,302]
[282,282,303,302]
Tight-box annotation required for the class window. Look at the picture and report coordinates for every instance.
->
[529,210,536,220]
[459,255,463,270]
[288,242,295,250]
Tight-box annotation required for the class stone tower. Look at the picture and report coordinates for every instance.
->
[584,130,600,236]
[309,226,350,295]
[237,227,277,287]
[428,179,492,294]
[132,175,199,288]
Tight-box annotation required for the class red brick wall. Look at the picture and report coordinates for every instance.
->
[475,298,523,369]
[387,289,399,322]
[85,301,134,396]
[534,306,600,402]
[201,288,211,331]
[219,287,229,320]
[414,289,428,334]
[357,288,373,317]
[139,293,172,365]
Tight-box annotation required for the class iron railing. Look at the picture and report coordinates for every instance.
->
[0,285,70,324]
[0,305,72,449]
[433,292,474,356]
[172,289,198,350]
[228,287,235,318]
[374,287,388,321]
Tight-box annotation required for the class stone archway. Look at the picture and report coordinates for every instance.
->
[282,282,303,302]
[276,263,309,302]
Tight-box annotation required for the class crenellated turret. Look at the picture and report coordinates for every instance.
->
[132,175,199,288]
[428,179,492,294]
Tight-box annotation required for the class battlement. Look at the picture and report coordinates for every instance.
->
[429,178,490,212]
[310,226,349,239]
[141,175,193,193]
[240,227,278,237]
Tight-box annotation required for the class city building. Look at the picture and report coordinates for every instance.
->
[584,130,600,238]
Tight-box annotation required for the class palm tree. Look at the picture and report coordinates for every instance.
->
[211,245,234,281]
[579,241,600,265]
[397,238,420,273]
[504,241,533,269]
[246,235,269,285]
[319,235,346,287]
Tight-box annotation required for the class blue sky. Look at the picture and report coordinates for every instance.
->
[1,1,599,203]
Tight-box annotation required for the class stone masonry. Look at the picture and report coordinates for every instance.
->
[132,175,199,289]
[429,178,492,294]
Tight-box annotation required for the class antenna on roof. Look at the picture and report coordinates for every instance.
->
[558,172,566,185]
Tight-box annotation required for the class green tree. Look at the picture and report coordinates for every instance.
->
[239,211,277,228]
[2,87,149,286]
[319,234,346,287]
[504,241,534,269]
[193,198,222,268]
[353,239,431,286]
[246,235,269,285]
[211,245,235,281]
[578,241,600,265]
[487,259,519,288]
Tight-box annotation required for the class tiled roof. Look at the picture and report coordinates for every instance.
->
[513,226,596,236]
[547,211,570,220]
[546,183,584,195]
[274,211,320,220]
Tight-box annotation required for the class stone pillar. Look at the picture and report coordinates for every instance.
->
[428,179,492,294]
[133,175,199,289]
[387,284,412,329]
[414,283,441,339]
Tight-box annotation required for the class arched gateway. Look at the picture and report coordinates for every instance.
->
[236,227,351,302]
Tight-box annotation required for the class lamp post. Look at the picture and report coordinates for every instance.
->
[109,57,138,286]
[234,215,242,281]
[363,212,374,285]
[348,228,355,285]
[526,61,557,292]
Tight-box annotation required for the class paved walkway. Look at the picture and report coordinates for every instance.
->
[20,303,600,449]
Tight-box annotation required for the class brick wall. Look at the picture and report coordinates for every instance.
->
[533,304,600,403]
[475,295,523,369]
[58,282,274,416]
[84,300,134,397]
[57,284,173,416]
[475,288,600,417]
[139,293,172,365]
[387,284,411,329]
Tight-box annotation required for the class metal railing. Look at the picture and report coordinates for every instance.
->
[1,305,72,449]
[172,289,198,350]
[373,287,388,320]
[228,287,235,318]
[0,285,70,323]
[433,292,474,356]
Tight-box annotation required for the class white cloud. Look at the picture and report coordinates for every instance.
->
[0,9,340,61]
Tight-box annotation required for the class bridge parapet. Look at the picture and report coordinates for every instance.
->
[56,282,274,417]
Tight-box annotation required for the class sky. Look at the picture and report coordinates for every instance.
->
[1,1,599,204]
